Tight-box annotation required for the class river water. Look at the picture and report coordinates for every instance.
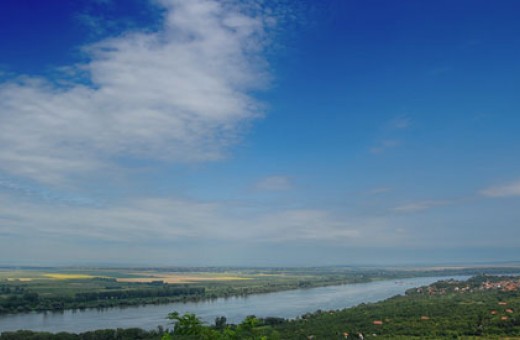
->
[0,275,468,333]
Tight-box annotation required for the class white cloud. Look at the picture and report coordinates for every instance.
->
[480,180,520,198]
[255,175,291,191]
[0,0,274,184]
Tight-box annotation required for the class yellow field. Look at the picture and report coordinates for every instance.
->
[0,270,253,283]
[43,274,97,280]
[1,271,95,281]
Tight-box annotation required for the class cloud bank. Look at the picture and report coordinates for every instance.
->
[480,179,520,198]
[0,194,373,245]
[0,0,273,184]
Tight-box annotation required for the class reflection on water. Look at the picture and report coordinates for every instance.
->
[0,276,468,333]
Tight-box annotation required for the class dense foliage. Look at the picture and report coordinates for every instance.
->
[0,283,205,314]
[273,275,520,339]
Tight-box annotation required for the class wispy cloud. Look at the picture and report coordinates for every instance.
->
[388,115,411,130]
[392,200,449,213]
[370,139,400,154]
[369,115,410,154]
[480,179,520,198]
[0,194,376,244]
[0,176,99,206]
[255,175,291,191]
[0,0,275,184]
[366,186,392,195]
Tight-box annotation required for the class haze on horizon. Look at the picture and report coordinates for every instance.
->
[0,0,519,267]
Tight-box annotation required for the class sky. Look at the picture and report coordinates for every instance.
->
[0,0,519,266]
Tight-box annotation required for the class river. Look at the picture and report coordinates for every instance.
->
[0,275,468,333]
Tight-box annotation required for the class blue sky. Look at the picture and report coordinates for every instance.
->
[0,0,519,266]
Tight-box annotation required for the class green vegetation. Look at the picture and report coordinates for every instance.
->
[0,278,207,314]
[0,328,163,340]
[0,313,282,339]
[269,275,520,339]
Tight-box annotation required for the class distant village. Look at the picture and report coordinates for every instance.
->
[410,275,520,296]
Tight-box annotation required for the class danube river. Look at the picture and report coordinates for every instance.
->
[0,275,468,333]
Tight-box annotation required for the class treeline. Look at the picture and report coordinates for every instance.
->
[0,286,205,315]
[75,287,205,302]
[0,285,25,294]
[0,328,162,340]
[0,285,41,314]
[0,314,284,340]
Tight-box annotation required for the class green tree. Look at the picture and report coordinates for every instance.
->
[215,316,227,330]
[168,312,203,335]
